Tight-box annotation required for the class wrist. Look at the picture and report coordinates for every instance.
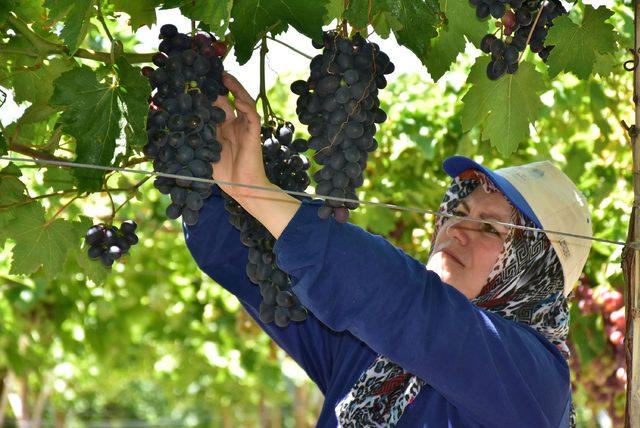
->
[236,182,302,240]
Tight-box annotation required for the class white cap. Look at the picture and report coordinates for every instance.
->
[443,156,593,296]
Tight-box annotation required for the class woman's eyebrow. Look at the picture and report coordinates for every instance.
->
[460,200,511,224]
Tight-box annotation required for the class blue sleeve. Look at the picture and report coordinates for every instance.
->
[273,199,571,427]
[182,185,366,394]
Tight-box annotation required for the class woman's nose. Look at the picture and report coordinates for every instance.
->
[445,218,477,245]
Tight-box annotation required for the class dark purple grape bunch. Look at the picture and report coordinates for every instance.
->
[221,122,312,327]
[471,0,568,79]
[85,221,139,268]
[141,24,228,226]
[262,122,311,191]
[291,31,393,223]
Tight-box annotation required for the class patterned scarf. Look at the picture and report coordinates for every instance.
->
[336,170,575,427]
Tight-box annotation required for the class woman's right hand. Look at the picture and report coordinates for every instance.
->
[212,73,269,202]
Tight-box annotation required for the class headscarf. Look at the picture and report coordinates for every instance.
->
[336,170,574,427]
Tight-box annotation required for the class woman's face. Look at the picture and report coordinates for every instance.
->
[426,187,513,299]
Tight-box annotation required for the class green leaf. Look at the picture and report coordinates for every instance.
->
[387,0,440,65]
[461,58,546,156]
[50,66,121,192]
[343,0,369,30]
[11,57,75,105]
[165,0,232,36]
[44,0,94,54]
[19,104,60,125]
[371,11,402,39]
[230,0,325,64]
[545,5,616,80]
[6,202,82,280]
[114,58,150,148]
[592,51,615,78]
[43,167,75,192]
[0,164,28,247]
[325,0,344,23]
[0,0,15,24]
[424,0,487,81]
[110,0,158,30]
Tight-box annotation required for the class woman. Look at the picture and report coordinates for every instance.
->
[183,73,592,427]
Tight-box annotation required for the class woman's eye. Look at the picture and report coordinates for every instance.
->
[483,223,501,236]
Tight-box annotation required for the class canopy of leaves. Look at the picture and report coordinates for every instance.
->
[0,0,632,425]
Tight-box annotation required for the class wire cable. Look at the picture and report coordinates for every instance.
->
[0,155,635,249]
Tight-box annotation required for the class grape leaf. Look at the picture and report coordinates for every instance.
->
[325,0,345,23]
[0,163,28,246]
[44,0,93,54]
[386,0,439,65]
[5,202,82,280]
[11,57,75,105]
[43,167,75,192]
[545,5,616,80]
[461,58,545,156]
[114,58,150,148]
[110,0,159,30]
[50,66,121,192]
[230,0,325,64]
[371,10,402,39]
[424,0,487,81]
[162,0,232,36]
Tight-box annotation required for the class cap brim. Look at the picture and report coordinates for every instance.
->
[442,156,543,229]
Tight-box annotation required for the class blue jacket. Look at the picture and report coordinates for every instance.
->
[183,185,571,427]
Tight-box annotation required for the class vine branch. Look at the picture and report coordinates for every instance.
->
[5,14,153,64]
[42,195,79,228]
[112,176,152,216]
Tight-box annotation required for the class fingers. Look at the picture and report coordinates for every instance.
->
[234,98,260,128]
[213,95,235,122]
[222,73,256,108]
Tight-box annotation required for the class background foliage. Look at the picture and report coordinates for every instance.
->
[0,0,634,426]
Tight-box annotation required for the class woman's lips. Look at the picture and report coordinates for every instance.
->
[442,250,465,267]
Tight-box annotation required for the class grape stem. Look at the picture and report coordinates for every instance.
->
[517,0,547,63]
[105,179,116,226]
[111,175,152,217]
[42,195,80,228]
[265,36,313,59]
[256,38,284,125]
[95,1,114,44]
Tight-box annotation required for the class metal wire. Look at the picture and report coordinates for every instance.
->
[0,154,636,249]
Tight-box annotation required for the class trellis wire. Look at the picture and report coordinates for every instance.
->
[0,155,635,249]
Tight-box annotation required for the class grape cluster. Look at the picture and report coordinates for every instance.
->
[291,31,393,222]
[141,24,228,226]
[569,275,626,424]
[222,122,311,327]
[85,221,139,268]
[471,0,567,79]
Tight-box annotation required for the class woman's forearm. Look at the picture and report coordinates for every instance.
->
[236,182,302,240]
